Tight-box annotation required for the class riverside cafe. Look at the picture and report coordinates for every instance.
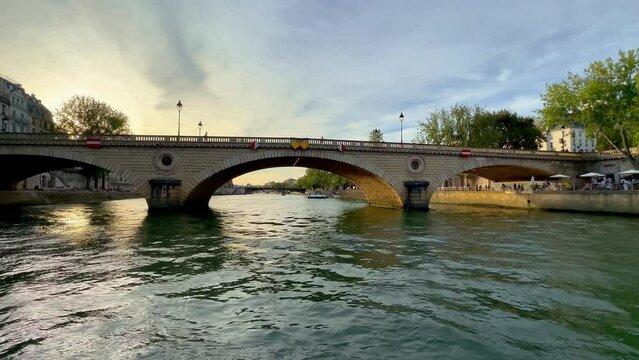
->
[619,169,639,190]
[580,172,607,190]
[579,170,639,190]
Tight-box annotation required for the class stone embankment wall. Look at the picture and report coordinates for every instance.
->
[0,191,142,207]
[431,191,639,215]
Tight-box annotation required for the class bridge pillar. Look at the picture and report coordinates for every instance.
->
[147,178,183,211]
[403,181,430,210]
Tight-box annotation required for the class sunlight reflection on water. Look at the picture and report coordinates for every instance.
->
[0,196,637,359]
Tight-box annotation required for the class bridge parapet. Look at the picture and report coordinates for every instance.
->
[588,147,639,160]
[0,133,599,161]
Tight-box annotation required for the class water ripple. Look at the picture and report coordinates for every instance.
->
[0,197,637,358]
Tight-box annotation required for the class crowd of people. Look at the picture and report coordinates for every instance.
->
[583,177,639,191]
[439,177,638,192]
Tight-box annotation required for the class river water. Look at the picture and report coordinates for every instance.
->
[0,194,637,359]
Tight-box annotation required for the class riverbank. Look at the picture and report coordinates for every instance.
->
[431,190,639,215]
[0,191,143,207]
[4,189,637,215]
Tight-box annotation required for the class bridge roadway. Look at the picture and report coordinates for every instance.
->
[0,133,628,211]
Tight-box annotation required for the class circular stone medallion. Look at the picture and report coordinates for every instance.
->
[155,151,178,171]
[408,157,424,174]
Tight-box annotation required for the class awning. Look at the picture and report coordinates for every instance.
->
[549,174,570,179]
[579,172,605,178]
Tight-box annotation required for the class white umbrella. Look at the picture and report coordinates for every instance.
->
[618,169,639,176]
[579,172,605,178]
[549,174,570,179]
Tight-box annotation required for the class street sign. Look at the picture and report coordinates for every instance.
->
[85,137,103,149]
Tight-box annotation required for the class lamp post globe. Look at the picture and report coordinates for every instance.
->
[399,112,404,144]
[176,100,183,137]
[198,121,203,137]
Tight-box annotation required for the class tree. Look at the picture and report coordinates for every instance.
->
[413,104,542,149]
[368,128,384,142]
[413,104,477,146]
[296,169,353,190]
[54,95,132,135]
[539,49,639,165]
[472,110,543,149]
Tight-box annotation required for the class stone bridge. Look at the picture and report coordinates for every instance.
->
[0,134,627,211]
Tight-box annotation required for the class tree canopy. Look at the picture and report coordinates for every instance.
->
[413,104,476,146]
[413,104,542,149]
[54,95,132,135]
[296,169,353,190]
[539,49,639,164]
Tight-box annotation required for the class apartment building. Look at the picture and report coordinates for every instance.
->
[0,74,53,133]
[540,124,597,152]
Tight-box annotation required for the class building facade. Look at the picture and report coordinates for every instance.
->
[540,124,597,152]
[0,74,53,133]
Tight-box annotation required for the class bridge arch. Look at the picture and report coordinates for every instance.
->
[0,147,140,191]
[182,151,405,210]
[431,157,558,194]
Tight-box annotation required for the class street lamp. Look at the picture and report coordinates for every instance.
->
[176,100,183,137]
[560,125,566,152]
[399,112,404,144]
[198,121,202,137]
[1,114,8,132]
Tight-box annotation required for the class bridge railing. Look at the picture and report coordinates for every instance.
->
[1,133,634,160]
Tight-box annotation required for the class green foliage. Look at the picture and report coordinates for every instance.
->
[296,169,353,190]
[539,49,639,163]
[369,128,384,142]
[413,104,477,146]
[473,110,543,149]
[55,95,132,135]
[413,104,542,149]
[262,180,304,190]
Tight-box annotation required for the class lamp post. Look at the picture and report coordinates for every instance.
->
[560,125,566,152]
[1,114,8,132]
[399,112,404,144]
[176,100,183,137]
[198,121,202,137]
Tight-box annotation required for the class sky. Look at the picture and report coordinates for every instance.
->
[2,0,638,185]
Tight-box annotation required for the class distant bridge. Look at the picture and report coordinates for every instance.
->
[244,186,306,194]
[0,133,633,211]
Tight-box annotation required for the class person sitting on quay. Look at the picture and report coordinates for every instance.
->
[605,177,613,190]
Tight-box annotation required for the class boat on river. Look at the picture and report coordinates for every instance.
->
[307,192,328,199]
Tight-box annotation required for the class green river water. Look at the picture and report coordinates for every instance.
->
[0,194,637,359]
